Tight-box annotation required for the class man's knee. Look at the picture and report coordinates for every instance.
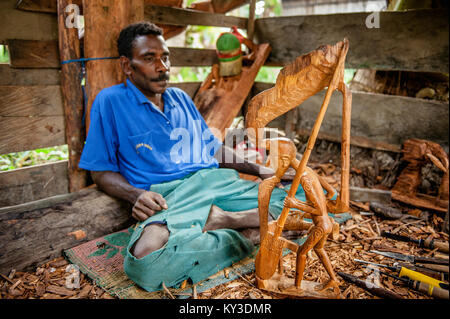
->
[131,224,169,259]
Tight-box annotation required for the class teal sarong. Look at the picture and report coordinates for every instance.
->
[124,167,306,292]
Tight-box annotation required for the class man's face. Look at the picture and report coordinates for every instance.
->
[123,34,171,96]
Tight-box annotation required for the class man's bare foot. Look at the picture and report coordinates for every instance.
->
[203,205,260,232]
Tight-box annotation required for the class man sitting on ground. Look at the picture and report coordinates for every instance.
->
[79,21,305,292]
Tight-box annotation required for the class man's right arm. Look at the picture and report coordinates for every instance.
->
[91,171,168,222]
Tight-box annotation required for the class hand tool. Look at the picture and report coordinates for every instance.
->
[413,263,449,274]
[337,271,403,299]
[395,261,448,281]
[382,231,449,253]
[354,258,448,290]
[376,269,449,299]
[370,250,449,265]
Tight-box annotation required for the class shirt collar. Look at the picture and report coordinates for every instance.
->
[126,78,177,110]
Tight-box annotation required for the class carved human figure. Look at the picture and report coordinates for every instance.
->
[283,167,340,296]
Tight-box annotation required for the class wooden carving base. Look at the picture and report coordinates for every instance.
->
[256,273,340,299]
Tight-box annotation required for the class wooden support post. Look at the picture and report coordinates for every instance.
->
[247,0,256,41]
[57,0,87,192]
[83,0,144,134]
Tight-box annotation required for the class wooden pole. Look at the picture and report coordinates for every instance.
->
[83,0,144,134]
[247,0,256,41]
[57,0,87,192]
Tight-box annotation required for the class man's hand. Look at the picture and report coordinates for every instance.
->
[132,191,168,222]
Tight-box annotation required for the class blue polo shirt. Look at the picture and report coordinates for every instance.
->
[79,79,221,190]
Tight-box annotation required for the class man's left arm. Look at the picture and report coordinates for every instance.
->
[214,144,277,179]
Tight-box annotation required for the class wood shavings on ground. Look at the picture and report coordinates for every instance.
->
[1,150,448,299]
[0,257,114,299]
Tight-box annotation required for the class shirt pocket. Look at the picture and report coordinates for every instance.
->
[127,130,179,171]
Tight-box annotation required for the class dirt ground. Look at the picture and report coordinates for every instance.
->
[1,140,448,300]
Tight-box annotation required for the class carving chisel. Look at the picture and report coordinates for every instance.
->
[370,250,449,265]
[395,261,448,281]
[354,259,448,291]
[381,231,449,253]
[377,269,449,299]
[337,272,403,299]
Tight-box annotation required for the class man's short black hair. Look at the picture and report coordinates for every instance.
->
[117,21,163,59]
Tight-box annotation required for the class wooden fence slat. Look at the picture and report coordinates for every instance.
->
[168,82,202,97]
[0,85,65,154]
[0,116,66,155]
[144,4,248,29]
[3,39,218,68]
[0,0,58,42]
[16,0,82,13]
[255,9,449,73]
[7,39,60,68]
[0,65,60,85]
[170,47,217,66]
[252,82,449,149]
[0,186,133,273]
[0,161,69,207]
[0,86,63,117]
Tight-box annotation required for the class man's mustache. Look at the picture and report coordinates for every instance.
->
[150,73,170,82]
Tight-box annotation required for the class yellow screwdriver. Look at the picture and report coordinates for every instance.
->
[377,269,449,299]
[354,259,448,291]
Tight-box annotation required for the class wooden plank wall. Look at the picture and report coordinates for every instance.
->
[0,2,449,208]
[254,9,449,73]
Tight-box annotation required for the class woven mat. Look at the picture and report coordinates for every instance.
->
[64,213,351,299]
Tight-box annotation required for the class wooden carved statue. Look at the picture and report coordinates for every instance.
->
[245,39,352,298]
[392,138,449,213]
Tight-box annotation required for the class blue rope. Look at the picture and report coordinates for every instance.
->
[61,56,119,65]
[61,56,119,126]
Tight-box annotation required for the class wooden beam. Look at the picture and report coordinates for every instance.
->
[57,0,87,192]
[0,65,60,85]
[16,0,82,13]
[7,39,60,68]
[247,0,256,41]
[211,0,249,13]
[3,39,218,68]
[296,129,401,153]
[144,4,248,29]
[0,85,65,154]
[255,9,449,73]
[349,186,392,204]
[83,0,144,133]
[168,82,201,97]
[0,161,69,207]
[0,0,58,42]
[170,47,218,66]
[252,82,449,150]
[0,187,134,273]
